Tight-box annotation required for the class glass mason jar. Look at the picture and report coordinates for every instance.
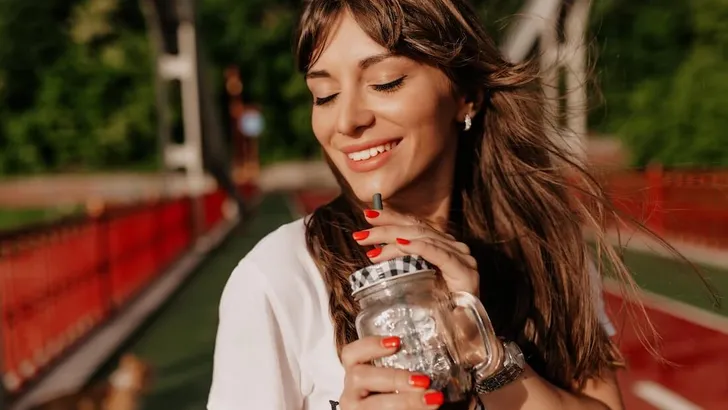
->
[350,255,501,406]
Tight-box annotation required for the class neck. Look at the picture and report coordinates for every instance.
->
[387,189,451,231]
[385,151,456,232]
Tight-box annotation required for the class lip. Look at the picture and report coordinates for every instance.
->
[340,137,402,154]
[341,138,401,173]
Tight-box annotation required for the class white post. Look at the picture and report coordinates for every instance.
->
[563,0,591,164]
[176,22,206,198]
[540,12,560,144]
[501,0,593,165]
[157,19,206,237]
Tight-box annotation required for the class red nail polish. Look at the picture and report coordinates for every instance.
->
[352,230,370,240]
[366,248,382,258]
[409,374,431,389]
[364,209,380,218]
[396,238,410,245]
[424,391,444,406]
[381,336,400,349]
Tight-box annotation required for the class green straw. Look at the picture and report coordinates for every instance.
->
[372,193,385,248]
[372,193,383,211]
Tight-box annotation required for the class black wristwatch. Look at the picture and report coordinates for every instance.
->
[472,340,526,394]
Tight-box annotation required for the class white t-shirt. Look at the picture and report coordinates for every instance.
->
[207,218,615,410]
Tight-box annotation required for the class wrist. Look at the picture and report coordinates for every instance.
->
[472,339,525,395]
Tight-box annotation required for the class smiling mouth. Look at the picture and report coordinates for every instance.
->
[346,140,400,162]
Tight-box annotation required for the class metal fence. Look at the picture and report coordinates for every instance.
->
[604,167,728,248]
[0,184,255,401]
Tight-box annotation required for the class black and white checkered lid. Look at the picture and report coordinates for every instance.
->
[349,255,435,295]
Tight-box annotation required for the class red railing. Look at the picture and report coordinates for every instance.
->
[602,167,728,249]
[0,187,243,398]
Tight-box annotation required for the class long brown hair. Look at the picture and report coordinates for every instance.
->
[296,0,629,392]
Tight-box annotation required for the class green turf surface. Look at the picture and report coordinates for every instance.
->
[104,194,726,409]
[619,249,727,316]
[112,194,294,410]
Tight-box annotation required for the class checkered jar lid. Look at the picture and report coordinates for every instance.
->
[349,255,435,295]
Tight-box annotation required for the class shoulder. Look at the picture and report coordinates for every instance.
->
[244,217,309,266]
[221,216,322,310]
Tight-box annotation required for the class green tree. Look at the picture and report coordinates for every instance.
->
[198,0,318,164]
[604,0,728,166]
[588,0,694,134]
[0,0,156,175]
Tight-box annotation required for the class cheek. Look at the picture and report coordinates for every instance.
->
[311,109,334,147]
[390,79,458,139]
[398,92,458,149]
[311,109,352,178]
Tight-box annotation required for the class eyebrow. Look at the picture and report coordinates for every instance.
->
[304,52,396,80]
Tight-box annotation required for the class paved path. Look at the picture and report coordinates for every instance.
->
[90,194,294,410]
[105,189,726,410]
[20,160,722,409]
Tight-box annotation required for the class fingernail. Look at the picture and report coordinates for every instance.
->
[409,374,431,389]
[364,209,380,218]
[381,336,400,349]
[424,391,444,406]
[366,248,382,258]
[352,230,370,241]
[395,238,410,245]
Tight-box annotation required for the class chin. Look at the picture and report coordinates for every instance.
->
[347,177,400,205]
[330,151,414,205]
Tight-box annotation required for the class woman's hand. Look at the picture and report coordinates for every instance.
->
[353,208,479,296]
[338,336,444,410]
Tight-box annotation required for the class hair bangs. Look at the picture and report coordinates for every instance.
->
[296,0,407,73]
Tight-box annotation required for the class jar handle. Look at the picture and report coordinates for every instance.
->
[451,291,504,375]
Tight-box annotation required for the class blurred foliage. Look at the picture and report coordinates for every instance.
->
[198,0,317,164]
[0,0,727,174]
[591,0,728,166]
[0,0,155,175]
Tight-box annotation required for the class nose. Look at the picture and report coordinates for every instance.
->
[335,91,374,137]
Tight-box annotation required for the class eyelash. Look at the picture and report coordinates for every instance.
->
[314,76,407,106]
[314,94,337,106]
[372,76,407,93]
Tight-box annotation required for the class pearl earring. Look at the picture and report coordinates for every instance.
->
[464,114,472,131]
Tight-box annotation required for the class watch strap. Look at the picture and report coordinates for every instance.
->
[473,341,525,394]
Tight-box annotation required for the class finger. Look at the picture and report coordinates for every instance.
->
[363,238,475,273]
[409,238,475,268]
[346,365,432,396]
[341,336,401,369]
[360,390,445,410]
[364,243,409,263]
[395,239,479,294]
[363,208,429,228]
[386,237,477,270]
[353,224,445,246]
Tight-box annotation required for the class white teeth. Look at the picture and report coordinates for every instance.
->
[347,141,398,161]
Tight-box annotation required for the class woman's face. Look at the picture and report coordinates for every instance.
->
[305,12,470,204]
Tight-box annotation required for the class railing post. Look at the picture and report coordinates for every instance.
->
[0,240,6,410]
[95,206,114,318]
[646,163,665,234]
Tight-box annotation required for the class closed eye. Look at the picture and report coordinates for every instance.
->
[314,93,338,106]
[372,76,406,92]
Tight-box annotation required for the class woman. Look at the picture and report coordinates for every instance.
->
[208,0,630,409]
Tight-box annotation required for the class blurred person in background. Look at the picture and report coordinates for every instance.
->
[208,0,630,409]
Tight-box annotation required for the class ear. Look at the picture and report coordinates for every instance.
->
[456,88,485,122]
